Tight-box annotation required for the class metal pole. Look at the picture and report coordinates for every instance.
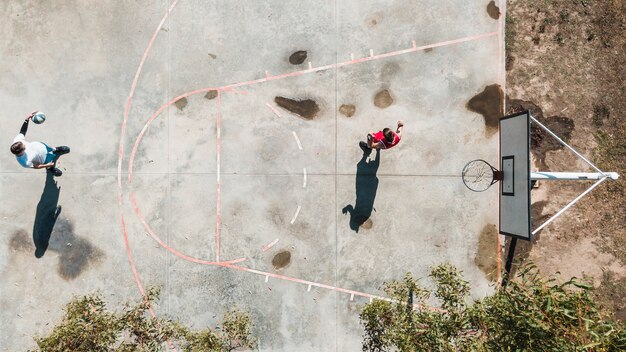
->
[530,116,606,175]
[501,238,517,287]
[531,171,619,180]
[532,177,608,235]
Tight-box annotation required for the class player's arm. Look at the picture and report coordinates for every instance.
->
[396,120,404,138]
[19,112,36,136]
[32,162,55,169]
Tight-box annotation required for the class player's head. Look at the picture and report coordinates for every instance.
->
[383,128,394,143]
[10,142,25,156]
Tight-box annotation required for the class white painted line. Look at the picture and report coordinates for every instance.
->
[262,238,280,252]
[292,131,303,150]
[302,168,307,188]
[265,275,269,283]
[290,205,302,224]
[350,53,354,61]
[266,102,282,117]
[412,40,416,48]
[265,70,270,79]
[307,284,312,292]
[369,49,374,57]
[350,293,355,301]
[308,62,312,70]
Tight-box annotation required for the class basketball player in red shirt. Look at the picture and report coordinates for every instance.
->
[360,120,404,151]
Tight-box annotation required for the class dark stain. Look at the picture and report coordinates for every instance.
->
[475,224,498,282]
[174,97,188,110]
[505,54,515,71]
[268,206,285,227]
[289,50,308,65]
[424,47,433,53]
[205,90,218,100]
[380,62,401,78]
[487,1,501,19]
[47,218,104,280]
[466,84,503,136]
[532,36,541,45]
[272,250,291,270]
[592,104,610,126]
[374,89,393,109]
[274,96,319,119]
[9,230,34,253]
[506,98,575,169]
[339,104,356,117]
[208,53,217,59]
[360,218,373,230]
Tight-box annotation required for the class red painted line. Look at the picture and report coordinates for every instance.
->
[261,238,280,252]
[129,192,245,266]
[216,90,222,262]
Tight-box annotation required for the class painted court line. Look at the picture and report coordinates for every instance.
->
[266,102,282,117]
[216,91,222,262]
[262,238,280,252]
[290,205,302,224]
[292,131,303,150]
[303,168,307,188]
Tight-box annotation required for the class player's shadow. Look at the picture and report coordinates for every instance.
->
[33,172,61,258]
[342,148,380,233]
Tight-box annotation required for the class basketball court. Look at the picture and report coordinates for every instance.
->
[1,1,505,350]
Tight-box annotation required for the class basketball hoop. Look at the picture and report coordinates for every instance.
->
[461,159,502,192]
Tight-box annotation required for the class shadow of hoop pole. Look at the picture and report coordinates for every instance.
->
[33,172,61,258]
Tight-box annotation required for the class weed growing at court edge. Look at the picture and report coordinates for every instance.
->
[33,287,256,352]
[359,263,626,351]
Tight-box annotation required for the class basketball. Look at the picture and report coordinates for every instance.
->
[32,112,46,124]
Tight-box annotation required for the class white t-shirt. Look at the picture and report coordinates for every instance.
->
[13,134,48,168]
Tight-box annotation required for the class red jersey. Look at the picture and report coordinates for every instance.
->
[371,130,401,149]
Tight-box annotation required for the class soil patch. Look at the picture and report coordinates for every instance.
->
[374,89,393,109]
[466,84,503,135]
[474,224,499,281]
[274,96,319,119]
[272,250,291,270]
[289,50,307,65]
[424,47,433,53]
[174,97,188,110]
[487,1,501,20]
[339,104,356,117]
[205,90,218,100]
[9,230,34,253]
[506,98,575,170]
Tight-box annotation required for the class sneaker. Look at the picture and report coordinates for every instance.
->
[359,141,370,152]
[48,167,63,177]
[54,146,70,155]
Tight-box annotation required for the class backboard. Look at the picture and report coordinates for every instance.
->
[499,111,531,241]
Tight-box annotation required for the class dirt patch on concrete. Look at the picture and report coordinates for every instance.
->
[339,104,356,117]
[174,97,188,110]
[205,90,218,100]
[275,96,319,119]
[487,1,501,20]
[466,84,503,136]
[424,47,433,53]
[289,50,307,65]
[9,230,34,253]
[272,250,291,270]
[474,224,499,282]
[374,89,393,109]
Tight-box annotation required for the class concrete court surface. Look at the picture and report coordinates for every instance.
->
[0,1,504,350]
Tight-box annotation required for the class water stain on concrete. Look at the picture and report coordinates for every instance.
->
[506,98,575,169]
[424,47,434,53]
[205,90,218,100]
[268,206,285,227]
[339,104,356,117]
[174,97,188,111]
[374,89,394,109]
[381,62,401,78]
[272,250,291,270]
[275,96,320,119]
[9,230,34,253]
[289,50,307,65]
[474,224,499,282]
[487,1,501,19]
[48,218,104,280]
[466,84,503,136]
[360,218,373,230]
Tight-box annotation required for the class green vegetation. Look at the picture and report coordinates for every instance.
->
[33,288,256,352]
[360,263,626,351]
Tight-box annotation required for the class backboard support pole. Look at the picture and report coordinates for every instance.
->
[501,237,517,287]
